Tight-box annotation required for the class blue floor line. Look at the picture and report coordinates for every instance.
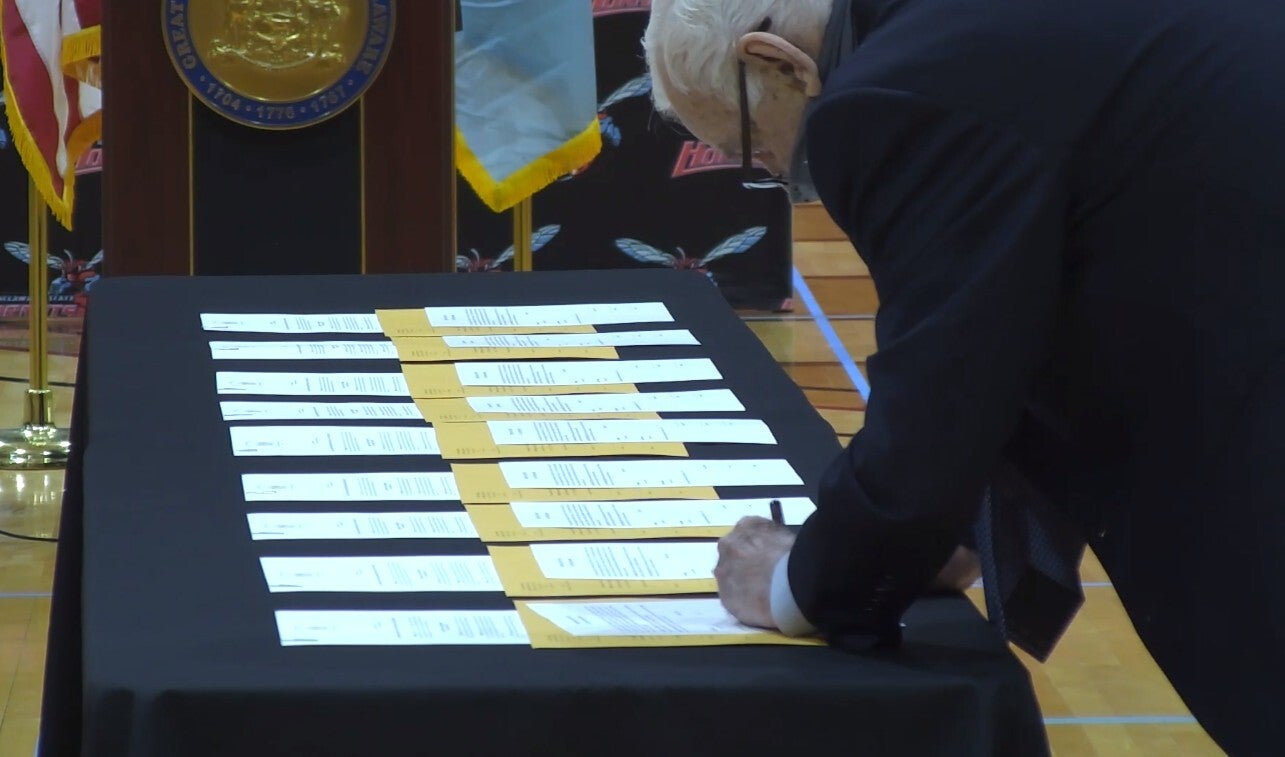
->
[970,581,1112,590]
[0,592,52,599]
[791,268,872,400]
[1044,716,1198,726]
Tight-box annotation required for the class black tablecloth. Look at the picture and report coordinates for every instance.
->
[40,270,1048,756]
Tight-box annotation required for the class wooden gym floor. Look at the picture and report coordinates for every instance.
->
[0,204,1224,755]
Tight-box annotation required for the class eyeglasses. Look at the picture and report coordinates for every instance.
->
[738,17,787,189]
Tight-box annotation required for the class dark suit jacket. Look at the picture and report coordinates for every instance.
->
[796,0,1285,752]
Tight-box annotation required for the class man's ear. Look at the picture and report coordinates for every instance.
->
[736,32,822,97]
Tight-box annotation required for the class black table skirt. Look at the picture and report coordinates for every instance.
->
[39,270,1047,756]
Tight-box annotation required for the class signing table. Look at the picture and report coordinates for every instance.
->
[39,270,1047,756]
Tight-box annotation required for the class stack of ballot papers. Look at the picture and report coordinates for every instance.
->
[210,329,705,363]
[464,497,815,541]
[414,388,743,422]
[275,599,822,648]
[204,303,818,649]
[433,418,776,459]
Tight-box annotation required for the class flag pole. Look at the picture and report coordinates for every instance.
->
[511,196,533,272]
[0,177,72,468]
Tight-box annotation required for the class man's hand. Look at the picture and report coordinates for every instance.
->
[714,516,795,629]
[931,546,981,592]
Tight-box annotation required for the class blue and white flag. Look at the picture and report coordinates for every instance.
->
[455,0,601,212]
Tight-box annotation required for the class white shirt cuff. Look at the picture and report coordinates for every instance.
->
[769,551,817,636]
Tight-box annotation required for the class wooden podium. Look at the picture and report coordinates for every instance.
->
[101,1,456,276]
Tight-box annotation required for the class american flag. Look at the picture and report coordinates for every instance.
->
[0,0,101,229]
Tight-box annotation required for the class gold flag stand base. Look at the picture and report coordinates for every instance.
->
[0,390,71,469]
[512,197,533,272]
[0,178,72,470]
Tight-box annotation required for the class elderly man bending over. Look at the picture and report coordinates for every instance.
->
[645,1,1285,754]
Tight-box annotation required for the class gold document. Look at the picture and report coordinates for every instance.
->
[392,338,617,363]
[451,463,717,503]
[412,397,657,423]
[377,309,597,337]
[514,598,824,649]
[434,423,688,460]
[402,365,636,399]
[464,504,731,542]
[464,498,813,542]
[488,544,717,597]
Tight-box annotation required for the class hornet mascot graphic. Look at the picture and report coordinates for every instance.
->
[614,227,767,284]
[5,242,104,309]
[456,224,561,272]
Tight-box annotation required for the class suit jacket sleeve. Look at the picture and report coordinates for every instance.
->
[788,87,1069,645]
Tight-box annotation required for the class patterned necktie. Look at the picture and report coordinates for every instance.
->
[973,462,1086,662]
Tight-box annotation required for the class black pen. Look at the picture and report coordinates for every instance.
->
[768,499,784,525]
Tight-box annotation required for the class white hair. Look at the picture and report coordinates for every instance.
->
[644,0,831,116]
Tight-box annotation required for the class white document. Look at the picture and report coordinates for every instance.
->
[464,389,745,415]
[230,426,440,457]
[260,555,503,593]
[456,359,720,387]
[242,472,460,502]
[440,330,698,348]
[510,497,816,529]
[499,459,803,489]
[216,372,411,396]
[530,542,718,581]
[275,609,529,646]
[485,419,776,446]
[248,512,478,540]
[527,598,763,637]
[209,341,398,360]
[220,401,424,422]
[201,313,383,334]
[425,302,673,328]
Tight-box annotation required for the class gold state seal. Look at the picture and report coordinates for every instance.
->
[164,0,395,129]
